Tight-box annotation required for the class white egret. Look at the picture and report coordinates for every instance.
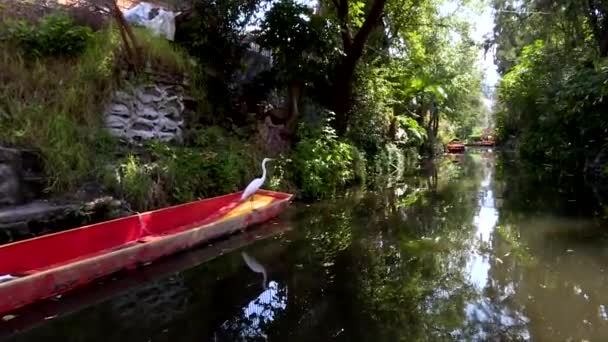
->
[241,158,274,206]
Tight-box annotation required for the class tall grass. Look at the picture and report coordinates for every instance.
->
[0,17,194,193]
[133,27,190,74]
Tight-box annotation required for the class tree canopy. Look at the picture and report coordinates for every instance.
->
[493,0,608,171]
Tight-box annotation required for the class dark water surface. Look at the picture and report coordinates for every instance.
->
[4,149,608,341]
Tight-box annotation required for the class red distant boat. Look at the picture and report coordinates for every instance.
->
[0,190,292,315]
[481,136,495,146]
[446,139,466,153]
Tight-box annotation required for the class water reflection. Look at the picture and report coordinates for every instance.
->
[468,157,498,289]
[6,149,608,341]
[220,281,287,340]
[242,252,268,290]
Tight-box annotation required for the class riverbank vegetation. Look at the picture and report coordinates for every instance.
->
[492,0,608,176]
[0,0,487,210]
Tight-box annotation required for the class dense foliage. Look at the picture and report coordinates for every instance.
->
[493,0,608,171]
[0,0,488,209]
[3,14,94,57]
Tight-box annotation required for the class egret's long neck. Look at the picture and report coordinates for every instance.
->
[261,160,268,180]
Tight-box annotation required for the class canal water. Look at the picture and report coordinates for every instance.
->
[4,149,608,341]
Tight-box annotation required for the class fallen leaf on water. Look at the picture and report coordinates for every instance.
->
[2,315,16,321]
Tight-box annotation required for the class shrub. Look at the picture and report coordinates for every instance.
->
[106,127,262,209]
[292,124,362,199]
[120,155,157,210]
[3,14,94,58]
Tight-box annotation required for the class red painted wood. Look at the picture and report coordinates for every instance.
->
[0,190,291,278]
[0,221,290,339]
[0,217,142,275]
[0,190,292,314]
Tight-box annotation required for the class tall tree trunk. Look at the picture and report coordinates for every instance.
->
[332,55,358,135]
[424,96,439,157]
[285,80,302,135]
[330,0,388,136]
[587,0,608,56]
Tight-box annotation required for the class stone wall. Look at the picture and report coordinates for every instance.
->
[104,77,189,144]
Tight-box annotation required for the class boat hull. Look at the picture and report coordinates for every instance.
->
[0,221,290,338]
[446,146,465,153]
[0,190,292,314]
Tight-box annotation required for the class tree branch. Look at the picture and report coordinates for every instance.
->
[337,0,353,49]
[350,0,387,58]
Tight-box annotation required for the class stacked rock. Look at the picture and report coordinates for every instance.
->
[104,82,185,144]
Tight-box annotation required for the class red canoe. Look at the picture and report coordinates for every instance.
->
[446,139,466,153]
[0,190,293,315]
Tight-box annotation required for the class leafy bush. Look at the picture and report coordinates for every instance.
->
[348,67,393,155]
[292,124,362,199]
[174,0,260,114]
[149,137,256,204]
[257,0,339,89]
[497,39,608,169]
[104,127,260,210]
[119,155,158,210]
[4,14,94,58]
[394,116,426,148]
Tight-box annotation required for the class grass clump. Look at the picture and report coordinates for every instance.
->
[3,14,94,58]
[103,126,261,211]
[133,27,190,74]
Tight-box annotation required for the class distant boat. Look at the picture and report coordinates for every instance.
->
[466,134,495,147]
[0,190,293,315]
[446,139,466,153]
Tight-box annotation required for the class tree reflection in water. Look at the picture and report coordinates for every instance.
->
[10,149,608,341]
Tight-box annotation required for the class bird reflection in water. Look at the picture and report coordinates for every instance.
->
[217,252,286,340]
[242,251,267,290]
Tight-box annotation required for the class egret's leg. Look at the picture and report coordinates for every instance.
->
[250,194,259,212]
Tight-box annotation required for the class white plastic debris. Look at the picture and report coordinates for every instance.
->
[123,2,177,41]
